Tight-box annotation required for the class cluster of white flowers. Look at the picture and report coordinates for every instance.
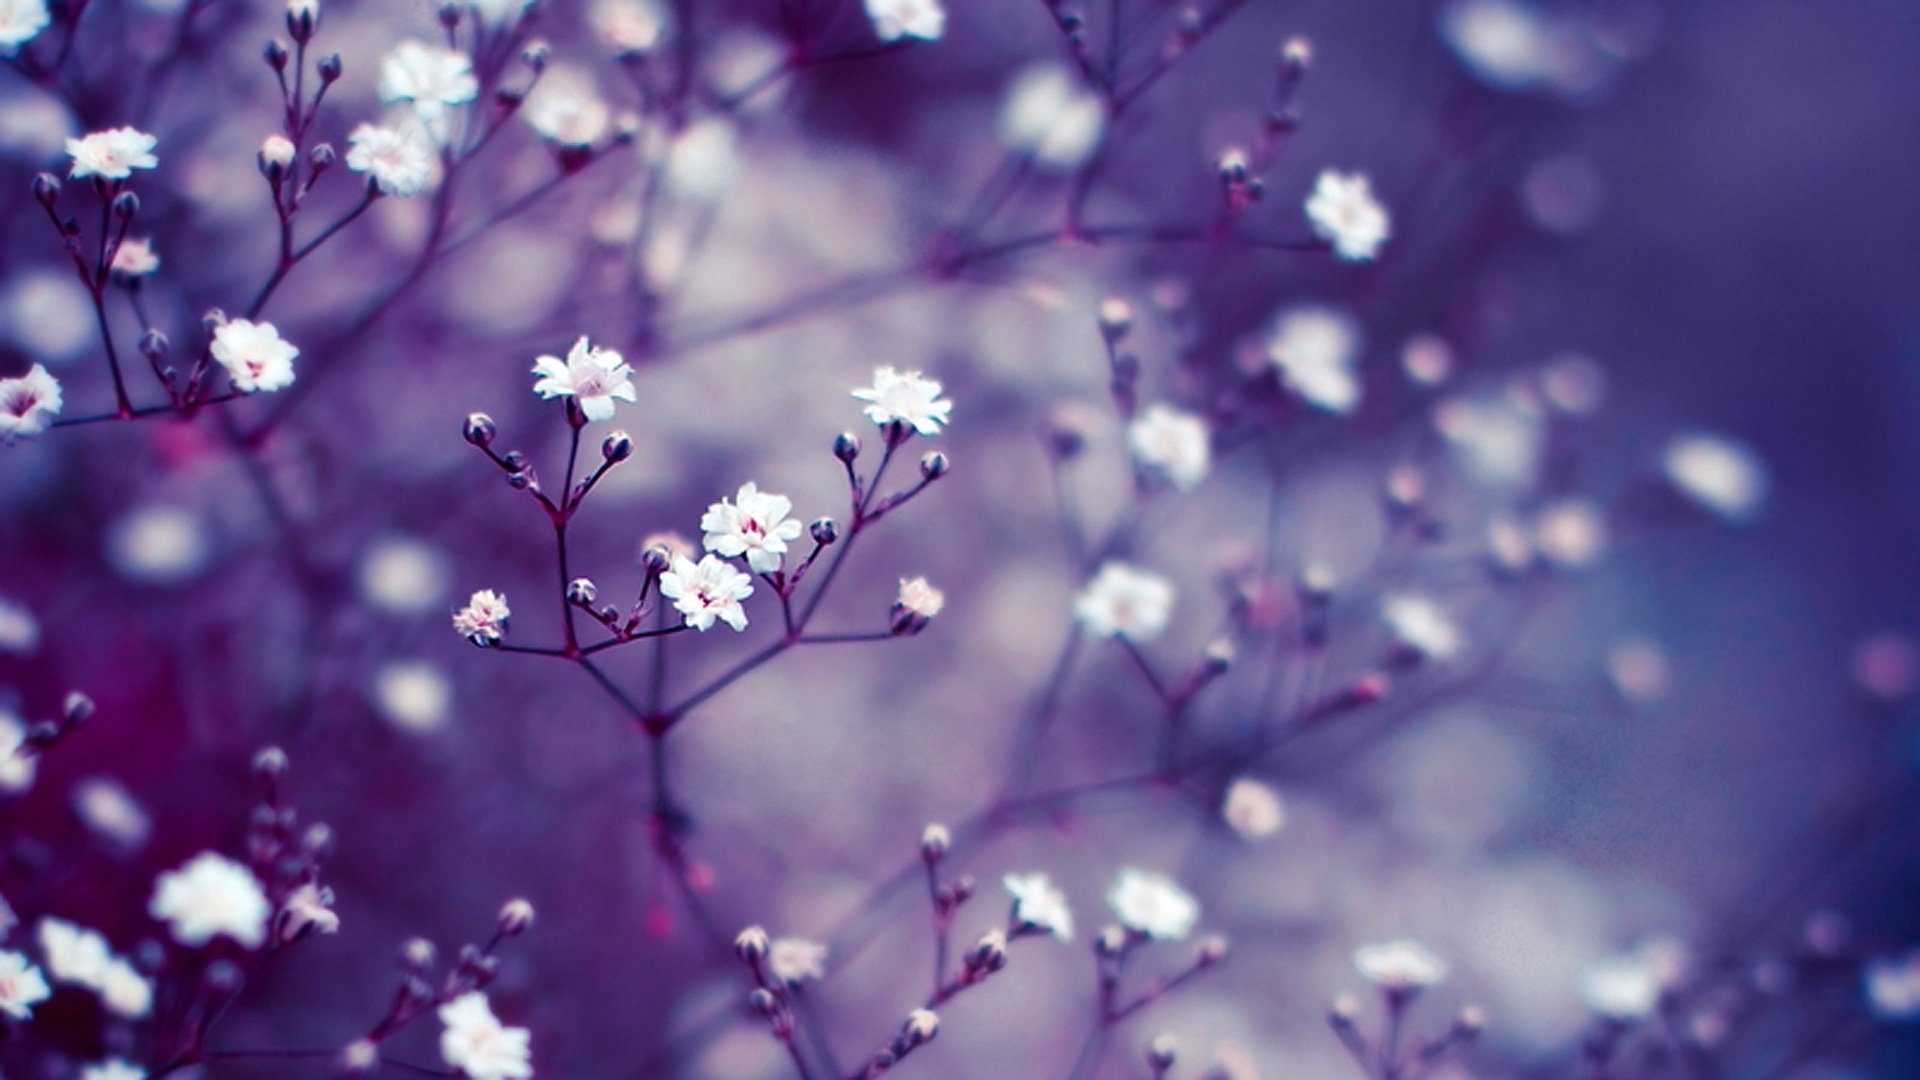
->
[1107,868,1199,940]
[0,949,50,1020]
[1003,872,1074,940]
[660,554,754,632]
[531,336,638,422]
[211,318,300,393]
[1303,169,1391,261]
[66,127,159,181]
[346,123,437,197]
[1267,306,1362,415]
[440,992,534,1080]
[701,482,804,574]
[999,62,1107,170]
[0,0,50,56]
[454,589,511,645]
[852,366,951,435]
[865,0,944,42]
[1127,405,1211,491]
[1353,938,1448,990]
[37,918,153,1017]
[0,363,62,443]
[1073,562,1174,642]
[148,852,272,949]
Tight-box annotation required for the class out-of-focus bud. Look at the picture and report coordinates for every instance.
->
[318,53,344,83]
[112,191,140,220]
[1282,36,1312,70]
[1048,402,1095,459]
[735,925,770,962]
[339,1039,379,1075]
[1330,993,1362,1024]
[203,959,244,997]
[32,173,60,208]
[399,937,436,973]
[286,0,318,42]
[1098,297,1134,342]
[833,431,861,462]
[62,691,95,726]
[253,746,290,779]
[749,987,780,1018]
[1201,638,1234,675]
[602,431,632,463]
[902,1008,940,1047]
[566,578,597,605]
[500,451,528,471]
[920,823,950,863]
[968,930,1008,972]
[1146,1034,1177,1073]
[919,451,949,482]
[507,472,533,490]
[522,40,551,70]
[498,898,535,937]
[1459,1004,1487,1033]
[463,413,497,448]
[1195,934,1229,966]
[809,518,838,546]
[437,2,463,30]
[309,143,336,171]
[302,822,335,858]
[140,330,169,361]
[641,545,672,574]
[265,40,291,71]
[262,134,296,169]
[1096,925,1129,957]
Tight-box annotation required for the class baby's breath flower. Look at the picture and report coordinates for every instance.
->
[591,0,668,54]
[1353,939,1447,990]
[1221,778,1285,839]
[523,66,611,146]
[852,366,951,435]
[210,318,299,393]
[1662,433,1768,523]
[660,554,753,632]
[98,958,151,1019]
[1382,594,1462,661]
[700,482,804,574]
[1003,872,1074,940]
[378,41,479,124]
[768,937,827,983]
[279,882,341,943]
[865,0,944,42]
[1127,404,1211,491]
[892,576,944,635]
[66,127,159,180]
[38,918,110,987]
[1107,868,1199,941]
[1267,306,1361,415]
[111,237,160,278]
[1304,169,1391,261]
[0,950,50,1021]
[0,0,51,56]
[148,852,271,949]
[1073,562,1174,642]
[453,589,511,645]
[346,123,436,197]
[0,363,62,443]
[1000,62,1107,170]
[531,336,637,421]
[439,992,533,1080]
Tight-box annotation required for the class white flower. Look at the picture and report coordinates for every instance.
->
[1382,594,1462,661]
[1582,955,1663,1020]
[865,0,944,42]
[1354,939,1447,990]
[439,992,533,1080]
[81,1061,146,1080]
[1221,778,1285,839]
[1073,562,1174,642]
[895,576,944,618]
[1866,951,1920,1021]
[279,882,341,943]
[768,937,827,983]
[591,0,668,53]
[99,958,151,1019]
[1441,0,1557,91]
[66,127,159,180]
[852,366,951,435]
[1107,868,1199,941]
[664,118,740,201]
[1533,499,1607,568]
[0,362,63,443]
[148,852,271,949]
[261,134,296,169]
[111,237,160,277]
[1000,62,1107,170]
[0,0,50,55]
[373,660,452,732]
[346,123,437,197]
[453,589,510,645]
[1127,405,1211,491]
[1003,872,1073,940]
[0,950,49,1021]
[1662,433,1768,523]
[1304,169,1390,261]
[531,336,637,422]
[1267,306,1361,414]
[74,777,152,850]
[701,482,804,574]
[38,918,111,986]
[1434,393,1545,488]
[210,318,298,393]
[660,555,754,632]
[378,42,479,124]
[0,710,34,792]
[523,66,611,146]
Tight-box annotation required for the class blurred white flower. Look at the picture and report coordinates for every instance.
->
[98,958,151,1019]
[210,318,298,393]
[1382,594,1462,661]
[346,123,437,197]
[1440,0,1555,91]
[895,576,944,618]
[1582,954,1663,1020]
[1304,170,1390,261]
[1402,334,1455,387]
[865,0,944,42]
[660,554,753,632]
[453,589,511,646]
[1354,939,1448,989]
[379,42,478,126]
[1128,404,1211,491]
[1865,950,1920,1021]
[1107,868,1199,940]
[39,918,111,986]
[1073,562,1174,642]
[439,992,533,1080]
[66,127,158,180]
[1267,306,1361,414]
[523,66,611,146]
[591,0,668,54]
[0,710,35,793]
[1221,778,1286,839]
[0,0,50,55]
[531,336,637,421]
[1003,872,1073,940]
[108,505,208,585]
[1434,393,1544,488]
[664,118,741,201]
[0,596,38,654]
[999,62,1106,170]
[279,882,341,942]
[1607,638,1672,704]
[360,537,450,613]
[701,482,804,574]
[149,852,271,949]
[81,1061,145,1080]
[768,937,827,983]
[373,661,452,732]
[1662,433,1768,523]
[0,950,49,1020]
[0,363,62,443]
[1532,499,1607,569]
[852,366,951,435]
[73,777,152,849]
[110,237,160,278]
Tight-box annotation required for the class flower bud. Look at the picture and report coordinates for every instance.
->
[1146,1034,1177,1073]
[1098,297,1134,342]
[809,517,838,546]
[309,142,336,170]
[507,472,533,490]
[302,822,335,858]
[501,451,527,471]
[833,431,861,462]
[497,898,535,937]
[286,0,318,42]
[968,929,1008,972]
[32,172,60,208]
[522,40,551,70]
[735,925,770,962]
[62,691,95,726]
[920,823,949,864]
[261,134,296,173]
[399,937,436,973]
[264,40,290,70]
[566,578,597,605]
[641,545,672,574]
[1096,925,1128,957]
[902,1008,939,1047]
[140,329,169,361]
[749,987,780,1018]
[339,1039,378,1075]
[463,413,497,447]
[318,53,344,83]
[602,431,632,463]
[1195,934,1229,966]
[919,451,948,481]
[253,745,289,778]
[112,191,139,220]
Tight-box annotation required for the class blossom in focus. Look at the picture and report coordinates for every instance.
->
[892,576,944,635]
[378,42,479,125]
[1003,872,1074,940]
[1383,594,1462,661]
[852,366,951,435]
[865,0,944,42]
[0,950,49,1020]
[1127,404,1211,490]
[0,0,50,55]
[66,127,159,180]
[768,937,827,983]
[453,590,511,646]
[346,123,437,196]
[210,318,299,393]
[1304,169,1391,260]
[660,554,753,632]
[1354,939,1448,990]
[111,237,160,278]
[439,992,533,1080]
[999,62,1106,170]
[147,852,271,949]
[1073,562,1174,642]
[1662,433,1768,523]
[1267,306,1362,414]
[0,363,62,443]
[1107,867,1199,940]
[701,482,804,574]
[531,336,637,421]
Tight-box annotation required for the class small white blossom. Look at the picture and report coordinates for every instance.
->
[0,950,50,1021]
[523,66,611,146]
[210,318,299,393]
[852,366,951,435]
[1221,778,1285,839]
[1866,951,1920,1021]
[1128,404,1211,491]
[1107,868,1199,941]
[346,123,437,197]
[74,777,152,850]
[895,576,944,618]
[1533,499,1608,569]
[99,958,152,1019]
[439,992,533,1080]
[1000,62,1107,170]
[66,127,159,180]
[768,937,827,983]
[0,711,34,792]
[373,660,452,732]
[1003,872,1073,940]
[1662,433,1768,523]
[81,1061,145,1080]
[453,589,510,645]
[1268,306,1362,414]
[591,0,668,54]
[111,237,160,278]
[378,42,479,125]
[700,482,804,574]
[1073,562,1174,642]
[260,134,296,169]
[0,0,50,55]
[660,554,753,632]
[531,336,637,422]
[1382,594,1462,661]
[279,882,341,943]
[865,0,944,42]
[0,363,62,443]
[1354,939,1448,990]
[149,852,271,949]
[38,918,111,987]
[1304,169,1391,261]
